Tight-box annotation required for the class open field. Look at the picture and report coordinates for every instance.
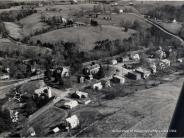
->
[19,13,49,37]
[71,76,183,137]
[31,25,136,51]
[4,22,23,40]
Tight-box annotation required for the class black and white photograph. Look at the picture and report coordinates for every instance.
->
[0,0,184,137]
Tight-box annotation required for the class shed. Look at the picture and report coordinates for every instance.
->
[66,115,79,129]
[64,100,78,109]
[112,75,125,84]
[127,72,141,80]
[93,82,103,90]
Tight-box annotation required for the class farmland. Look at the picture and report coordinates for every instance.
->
[31,25,136,51]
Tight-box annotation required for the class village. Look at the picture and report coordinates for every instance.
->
[0,0,184,137]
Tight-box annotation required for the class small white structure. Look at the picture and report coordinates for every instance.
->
[161,59,171,66]
[112,75,125,84]
[111,59,118,65]
[150,63,157,74]
[66,115,79,129]
[72,91,88,99]
[61,67,70,77]
[177,58,183,63]
[132,54,140,61]
[93,82,103,90]
[64,100,78,109]
[52,127,60,133]
[119,9,123,14]
[34,87,52,98]
[172,19,177,23]
[0,74,10,80]
[28,127,36,137]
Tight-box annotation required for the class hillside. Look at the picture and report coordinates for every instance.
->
[19,13,49,37]
[31,25,137,51]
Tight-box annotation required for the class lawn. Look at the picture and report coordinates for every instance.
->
[31,25,136,51]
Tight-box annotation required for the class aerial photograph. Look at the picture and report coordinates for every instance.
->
[0,0,184,137]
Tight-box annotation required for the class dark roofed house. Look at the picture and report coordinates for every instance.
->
[127,71,141,80]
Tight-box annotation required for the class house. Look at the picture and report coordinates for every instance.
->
[71,91,88,99]
[122,57,129,62]
[63,100,79,109]
[66,115,79,129]
[131,54,140,61]
[159,59,171,69]
[111,59,118,65]
[28,127,36,137]
[61,67,70,77]
[101,80,111,87]
[83,63,100,75]
[135,67,151,79]
[78,76,85,83]
[0,74,10,80]
[93,82,103,90]
[111,75,125,84]
[127,71,141,80]
[34,87,52,98]
[177,58,183,63]
[150,63,157,74]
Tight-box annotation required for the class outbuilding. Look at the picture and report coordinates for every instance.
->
[111,75,125,84]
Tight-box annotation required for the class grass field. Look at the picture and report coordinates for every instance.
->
[158,21,182,34]
[31,25,136,51]
[74,75,183,137]
[19,13,49,37]
[4,22,23,40]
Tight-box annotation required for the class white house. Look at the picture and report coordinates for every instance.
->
[93,82,103,90]
[64,100,79,109]
[61,67,70,77]
[0,74,10,80]
[34,87,52,98]
[131,54,140,61]
[66,115,79,129]
[111,59,118,65]
[177,58,183,63]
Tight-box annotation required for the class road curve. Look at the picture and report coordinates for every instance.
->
[129,13,184,46]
